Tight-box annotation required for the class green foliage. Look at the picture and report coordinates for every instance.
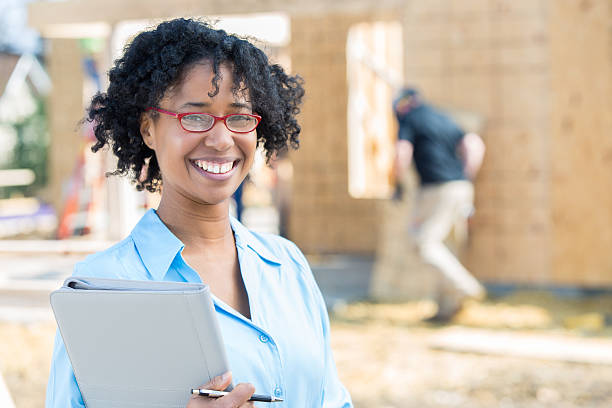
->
[1,97,48,198]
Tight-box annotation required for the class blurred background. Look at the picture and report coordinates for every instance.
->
[1,0,612,407]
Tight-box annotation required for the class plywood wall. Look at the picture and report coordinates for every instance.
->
[289,13,397,253]
[549,0,612,286]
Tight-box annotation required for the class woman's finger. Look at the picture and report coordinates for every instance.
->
[199,371,233,391]
[217,383,255,408]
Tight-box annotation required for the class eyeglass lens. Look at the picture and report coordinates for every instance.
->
[181,114,258,132]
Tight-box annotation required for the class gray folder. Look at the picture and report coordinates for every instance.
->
[50,276,231,408]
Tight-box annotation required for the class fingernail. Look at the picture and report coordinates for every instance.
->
[221,371,231,381]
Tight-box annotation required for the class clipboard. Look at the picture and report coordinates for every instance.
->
[50,276,231,408]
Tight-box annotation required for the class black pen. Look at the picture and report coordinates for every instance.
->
[191,388,283,402]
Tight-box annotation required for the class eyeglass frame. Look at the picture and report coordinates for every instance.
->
[146,107,262,134]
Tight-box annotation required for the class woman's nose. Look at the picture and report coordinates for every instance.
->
[202,122,235,151]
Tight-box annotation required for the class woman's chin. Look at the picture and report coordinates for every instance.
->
[192,189,237,208]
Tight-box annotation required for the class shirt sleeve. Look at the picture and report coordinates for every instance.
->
[289,242,353,408]
[45,331,85,408]
[316,285,354,408]
[398,120,415,143]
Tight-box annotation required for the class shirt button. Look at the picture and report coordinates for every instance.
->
[274,387,283,397]
[259,334,269,343]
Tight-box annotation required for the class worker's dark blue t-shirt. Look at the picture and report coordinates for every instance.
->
[397,103,466,185]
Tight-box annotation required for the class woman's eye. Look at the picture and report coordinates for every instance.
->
[228,115,253,124]
[184,114,207,122]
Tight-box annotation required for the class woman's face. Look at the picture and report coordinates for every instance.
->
[141,62,257,208]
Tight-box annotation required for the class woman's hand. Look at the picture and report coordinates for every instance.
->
[187,371,255,408]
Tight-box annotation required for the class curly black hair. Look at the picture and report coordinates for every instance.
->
[88,18,304,192]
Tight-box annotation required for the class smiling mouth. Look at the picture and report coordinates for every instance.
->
[192,159,238,175]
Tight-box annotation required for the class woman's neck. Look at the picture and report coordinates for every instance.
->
[155,195,234,250]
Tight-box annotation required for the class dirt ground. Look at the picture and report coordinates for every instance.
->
[331,293,612,408]
[2,292,612,408]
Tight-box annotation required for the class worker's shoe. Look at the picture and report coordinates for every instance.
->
[423,303,463,323]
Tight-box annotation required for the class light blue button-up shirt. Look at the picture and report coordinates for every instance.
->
[46,209,353,408]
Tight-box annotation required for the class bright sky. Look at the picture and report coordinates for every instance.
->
[0,0,41,54]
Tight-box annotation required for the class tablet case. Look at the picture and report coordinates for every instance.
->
[50,276,231,408]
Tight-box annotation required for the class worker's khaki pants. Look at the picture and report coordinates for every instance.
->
[411,180,485,313]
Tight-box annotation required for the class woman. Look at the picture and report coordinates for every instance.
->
[46,18,353,408]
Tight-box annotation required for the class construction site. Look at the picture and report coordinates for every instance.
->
[0,0,611,407]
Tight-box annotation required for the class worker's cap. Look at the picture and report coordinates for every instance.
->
[393,87,421,117]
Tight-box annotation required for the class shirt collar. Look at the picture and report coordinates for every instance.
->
[230,216,281,265]
[131,209,281,281]
[131,209,185,281]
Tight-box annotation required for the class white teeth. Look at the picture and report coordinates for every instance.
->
[195,160,234,174]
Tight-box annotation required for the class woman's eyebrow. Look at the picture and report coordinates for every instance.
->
[178,102,209,110]
[177,101,252,110]
[229,102,252,110]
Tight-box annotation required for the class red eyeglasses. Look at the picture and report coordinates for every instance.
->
[147,107,261,133]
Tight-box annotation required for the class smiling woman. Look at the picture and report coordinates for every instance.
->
[138,63,258,208]
[45,18,353,408]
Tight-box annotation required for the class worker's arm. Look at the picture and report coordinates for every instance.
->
[394,139,414,178]
[458,132,485,180]
[391,139,413,201]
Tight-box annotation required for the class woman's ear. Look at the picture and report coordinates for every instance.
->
[140,113,156,150]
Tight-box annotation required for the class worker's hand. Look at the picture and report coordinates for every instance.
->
[392,182,404,201]
[458,132,485,180]
[187,371,255,408]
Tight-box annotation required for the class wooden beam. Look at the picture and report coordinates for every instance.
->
[430,327,612,366]
[29,0,405,35]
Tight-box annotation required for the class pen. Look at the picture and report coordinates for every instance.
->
[191,389,284,402]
